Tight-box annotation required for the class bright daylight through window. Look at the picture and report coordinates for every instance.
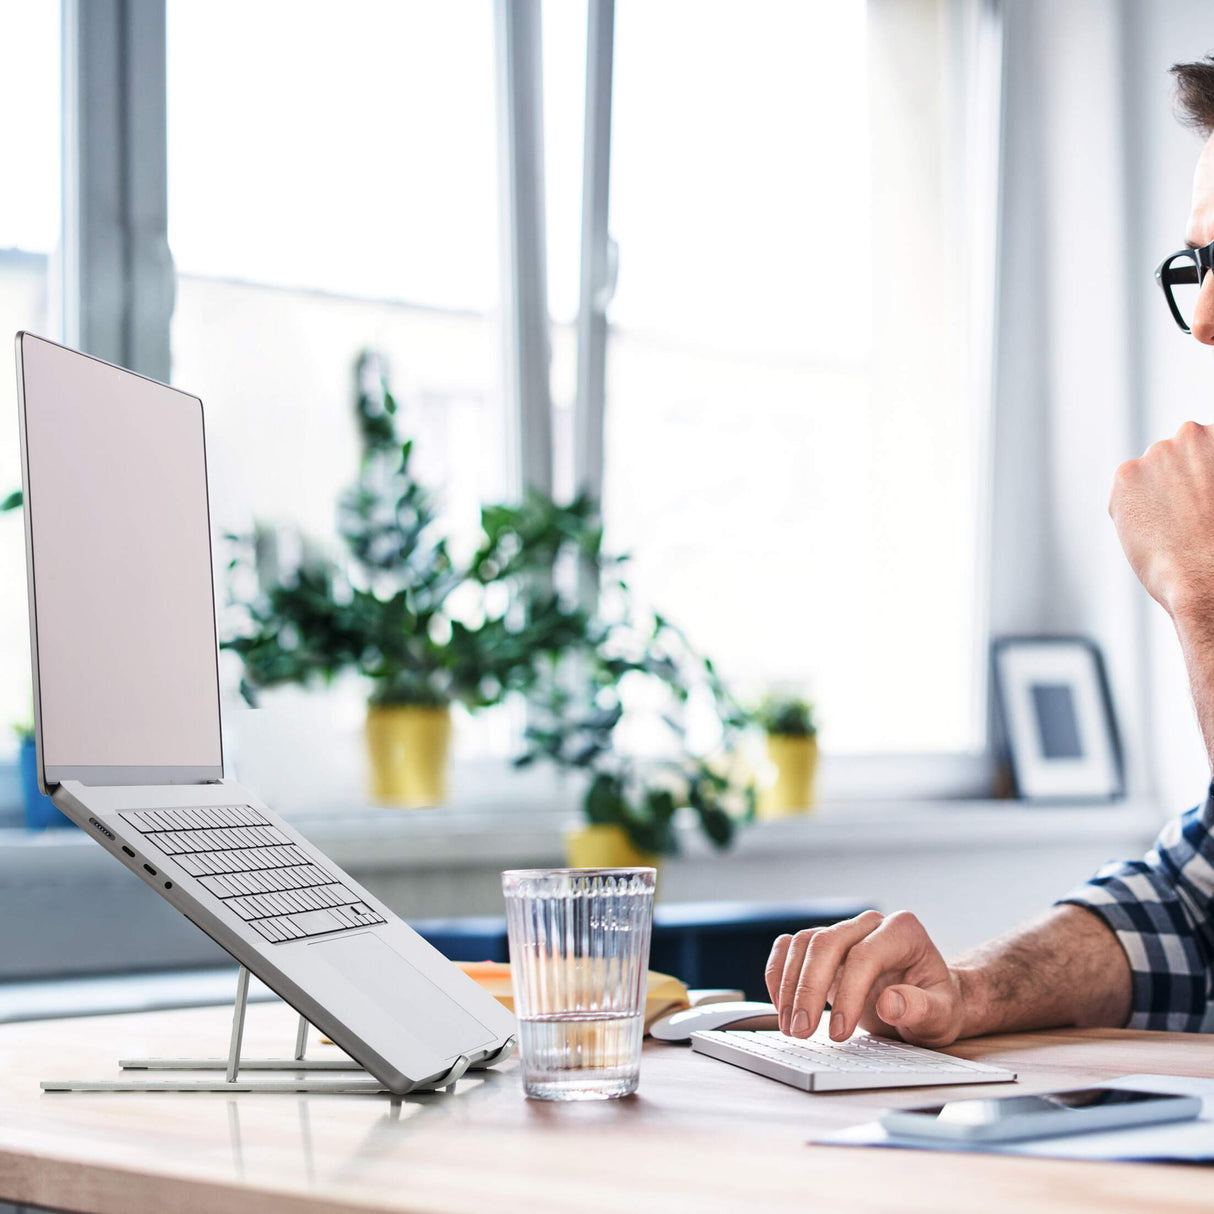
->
[596,0,995,755]
[0,0,60,750]
[0,0,996,782]
[167,0,513,778]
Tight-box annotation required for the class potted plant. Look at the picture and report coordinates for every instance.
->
[504,508,756,864]
[0,492,67,829]
[224,351,753,839]
[224,355,587,807]
[756,693,819,817]
[11,720,70,830]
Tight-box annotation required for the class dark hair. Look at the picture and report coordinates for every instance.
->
[1173,56,1214,134]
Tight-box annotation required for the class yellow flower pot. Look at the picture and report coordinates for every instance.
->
[365,704,452,808]
[759,733,819,819]
[564,823,659,870]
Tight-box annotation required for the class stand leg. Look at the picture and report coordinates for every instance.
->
[41,964,502,1093]
[226,966,251,1083]
[472,1037,516,1069]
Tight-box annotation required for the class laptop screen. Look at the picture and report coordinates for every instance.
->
[17,334,223,783]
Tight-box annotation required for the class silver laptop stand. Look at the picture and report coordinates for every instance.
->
[42,965,512,1094]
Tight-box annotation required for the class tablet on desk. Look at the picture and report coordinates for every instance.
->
[880,1086,1202,1144]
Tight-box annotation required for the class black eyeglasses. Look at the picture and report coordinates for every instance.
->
[1157,240,1214,333]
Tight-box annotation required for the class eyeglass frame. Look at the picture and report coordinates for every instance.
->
[1156,239,1214,333]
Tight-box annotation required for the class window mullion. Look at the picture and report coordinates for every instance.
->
[495,0,553,498]
[572,0,614,606]
[62,0,173,381]
[573,0,614,506]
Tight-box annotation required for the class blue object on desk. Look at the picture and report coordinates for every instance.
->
[412,899,873,1000]
[20,737,74,830]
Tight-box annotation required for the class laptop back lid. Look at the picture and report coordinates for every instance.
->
[15,333,224,788]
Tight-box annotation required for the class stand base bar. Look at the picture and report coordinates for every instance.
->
[41,1078,391,1094]
[119,1057,364,1072]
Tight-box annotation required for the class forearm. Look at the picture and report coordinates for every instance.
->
[1173,599,1214,772]
[950,904,1132,1038]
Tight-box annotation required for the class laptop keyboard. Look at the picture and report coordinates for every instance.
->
[120,805,385,943]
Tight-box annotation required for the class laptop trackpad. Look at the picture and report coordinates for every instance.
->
[308,933,494,1059]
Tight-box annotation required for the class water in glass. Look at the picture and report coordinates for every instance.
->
[502,867,656,1101]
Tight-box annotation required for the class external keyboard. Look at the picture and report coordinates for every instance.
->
[121,806,386,944]
[690,1029,1016,1092]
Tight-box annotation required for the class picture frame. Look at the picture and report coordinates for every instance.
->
[990,636,1124,803]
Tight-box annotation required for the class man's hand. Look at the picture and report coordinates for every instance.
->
[1110,420,1214,619]
[764,910,967,1047]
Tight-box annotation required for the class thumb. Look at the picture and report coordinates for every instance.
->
[876,983,960,1047]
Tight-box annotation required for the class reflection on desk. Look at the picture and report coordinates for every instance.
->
[0,1001,1212,1213]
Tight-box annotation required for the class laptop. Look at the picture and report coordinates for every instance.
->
[13,332,516,1095]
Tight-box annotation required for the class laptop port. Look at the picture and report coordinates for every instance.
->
[143,863,156,875]
[121,846,135,857]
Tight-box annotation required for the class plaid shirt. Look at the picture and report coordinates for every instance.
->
[1059,786,1214,1032]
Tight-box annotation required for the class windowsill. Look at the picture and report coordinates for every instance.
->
[0,748,1008,830]
[0,797,1163,883]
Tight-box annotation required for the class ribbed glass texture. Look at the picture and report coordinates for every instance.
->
[502,867,656,1101]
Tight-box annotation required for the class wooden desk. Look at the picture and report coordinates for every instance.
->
[2,1003,1214,1213]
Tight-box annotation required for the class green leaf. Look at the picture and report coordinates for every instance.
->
[694,802,735,848]
[585,773,625,825]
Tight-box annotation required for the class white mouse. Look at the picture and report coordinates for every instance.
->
[650,1000,780,1043]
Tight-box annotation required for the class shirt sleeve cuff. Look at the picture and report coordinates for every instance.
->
[1058,863,1209,1033]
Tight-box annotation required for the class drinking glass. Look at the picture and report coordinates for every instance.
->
[502,867,656,1101]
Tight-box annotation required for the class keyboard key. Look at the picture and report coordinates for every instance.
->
[251,918,286,943]
[198,874,237,898]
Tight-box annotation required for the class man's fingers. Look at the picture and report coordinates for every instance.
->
[787,910,884,1038]
[826,943,901,1041]
[825,911,937,1040]
[775,930,818,1034]
[875,983,959,1047]
[764,934,793,1008]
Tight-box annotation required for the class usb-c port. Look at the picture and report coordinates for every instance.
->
[122,846,135,857]
[143,863,156,875]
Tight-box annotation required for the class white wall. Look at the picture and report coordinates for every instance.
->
[1122,0,1214,814]
[993,0,1145,792]
[993,0,1214,818]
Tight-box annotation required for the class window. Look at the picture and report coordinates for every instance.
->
[0,0,1000,807]
[166,0,511,765]
[596,0,996,755]
[167,0,505,541]
[0,0,61,750]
